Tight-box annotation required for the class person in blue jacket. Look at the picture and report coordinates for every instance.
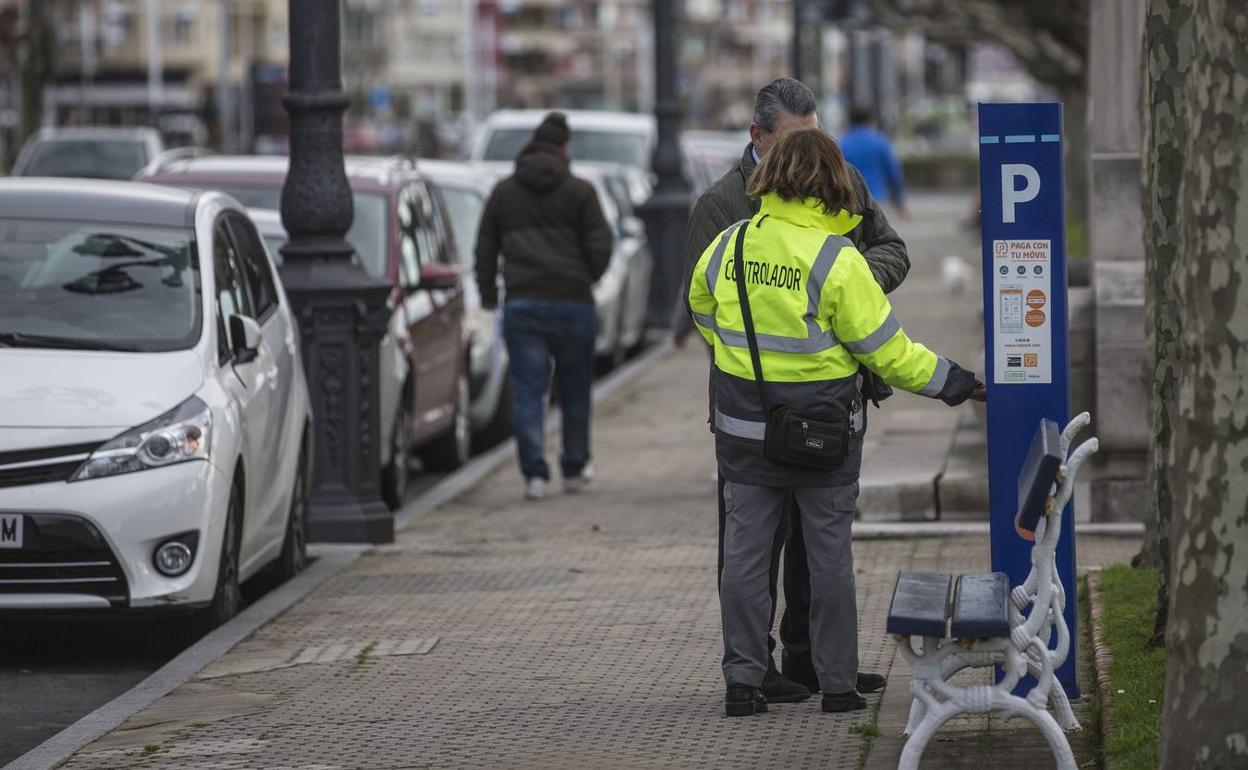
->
[838,106,907,217]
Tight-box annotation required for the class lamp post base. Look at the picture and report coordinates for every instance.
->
[306,495,394,543]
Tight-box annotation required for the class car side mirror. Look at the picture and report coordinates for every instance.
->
[417,263,460,291]
[228,314,262,364]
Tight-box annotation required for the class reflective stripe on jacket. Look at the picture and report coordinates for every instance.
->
[688,192,952,486]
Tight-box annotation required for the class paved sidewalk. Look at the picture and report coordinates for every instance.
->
[52,341,1139,770]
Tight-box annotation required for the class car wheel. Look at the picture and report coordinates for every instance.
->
[277,439,310,580]
[422,371,471,471]
[381,396,411,511]
[193,480,243,633]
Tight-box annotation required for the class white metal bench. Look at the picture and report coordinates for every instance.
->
[885,413,1099,770]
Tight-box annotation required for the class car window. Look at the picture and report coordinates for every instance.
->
[226,214,279,320]
[397,184,425,286]
[21,140,149,180]
[188,184,389,280]
[435,185,484,267]
[483,128,648,168]
[213,220,254,361]
[0,218,200,352]
[424,184,456,266]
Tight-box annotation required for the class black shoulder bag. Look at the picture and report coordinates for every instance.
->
[731,222,850,472]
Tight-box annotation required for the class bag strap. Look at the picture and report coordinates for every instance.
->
[732,220,769,412]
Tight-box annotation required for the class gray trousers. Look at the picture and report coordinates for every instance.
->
[720,481,859,693]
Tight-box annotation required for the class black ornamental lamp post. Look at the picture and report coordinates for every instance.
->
[277,0,394,544]
[640,0,692,328]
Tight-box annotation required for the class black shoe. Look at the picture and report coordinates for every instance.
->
[725,685,768,717]
[856,672,886,694]
[761,664,811,703]
[821,690,868,713]
[781,651,820,693]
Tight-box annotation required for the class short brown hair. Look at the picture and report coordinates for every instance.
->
[746,128,859,215]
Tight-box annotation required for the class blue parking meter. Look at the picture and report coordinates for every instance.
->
[978,102,1078,696]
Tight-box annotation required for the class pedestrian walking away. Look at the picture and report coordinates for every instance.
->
[475,111,614,500]
[838,105,907,217]
[680,77,910,705]
[688,127,985,717]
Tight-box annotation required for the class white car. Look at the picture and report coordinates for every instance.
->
[11,126,166,181]
[471,110,655,206]
[0,179,313,629]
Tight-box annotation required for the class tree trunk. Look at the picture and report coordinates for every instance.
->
[1159,1,1248,767]
[1137,0,1191,647]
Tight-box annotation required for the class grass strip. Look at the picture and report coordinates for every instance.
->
[1091,564,1165,770]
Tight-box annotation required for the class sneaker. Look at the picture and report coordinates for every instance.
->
[760,664,811,703]
[821,690,868,713]
[525,478,547,500]
[725,685,768,717]
[563,464,594,494]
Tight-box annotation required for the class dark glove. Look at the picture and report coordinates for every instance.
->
[938,362,982,406]
[860,366,893,408]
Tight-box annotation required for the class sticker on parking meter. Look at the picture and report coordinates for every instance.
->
[992,239,1051,384]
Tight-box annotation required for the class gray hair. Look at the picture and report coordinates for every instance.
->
[753,78,818,133]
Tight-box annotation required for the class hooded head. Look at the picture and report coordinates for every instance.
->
[515,111,572,193]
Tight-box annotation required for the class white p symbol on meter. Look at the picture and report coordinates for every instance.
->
[1002,164,1040,223]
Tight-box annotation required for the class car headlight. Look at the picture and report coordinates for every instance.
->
[71,396,212,481]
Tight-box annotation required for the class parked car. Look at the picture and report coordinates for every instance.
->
[418,159,511,445]
[0,179,312,628]
[478,160,653,369]
[681,130,749,195]
[471,110,655,206]
[138,155,471,509]
[11,127,165,180]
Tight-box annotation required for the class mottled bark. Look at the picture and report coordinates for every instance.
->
[1137,0,1192,647]
[1159,0,1248,767]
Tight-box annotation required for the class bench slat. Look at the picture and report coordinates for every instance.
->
[886,571,952,638]
[951,572,1011,638]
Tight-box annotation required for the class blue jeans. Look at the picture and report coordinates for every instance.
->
[503,299,599,481]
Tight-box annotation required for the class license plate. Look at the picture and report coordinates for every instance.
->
[0,514,22,549]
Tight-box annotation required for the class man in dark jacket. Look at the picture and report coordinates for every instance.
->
[476,112,614,500]
[681,78,909,704]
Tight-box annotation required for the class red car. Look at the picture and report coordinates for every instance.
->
[139,155,470,510]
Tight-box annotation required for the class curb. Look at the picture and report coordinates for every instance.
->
[395,340,672,531]
[851,521,1144,539]
[3,546,364,770]
[1086,570,1117,770]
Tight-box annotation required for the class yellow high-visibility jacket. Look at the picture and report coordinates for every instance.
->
[688,192,953,486]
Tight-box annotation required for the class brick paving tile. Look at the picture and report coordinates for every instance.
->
[56,346,1140,770]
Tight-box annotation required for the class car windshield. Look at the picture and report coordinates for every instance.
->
[22,140,149,180]
[0,218,200,352]
[483,128,649,169]
[436,186,484,266]
[195,186,389,279]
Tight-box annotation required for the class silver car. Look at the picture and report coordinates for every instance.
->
[419,159,512,444]
[12,127,165,181]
